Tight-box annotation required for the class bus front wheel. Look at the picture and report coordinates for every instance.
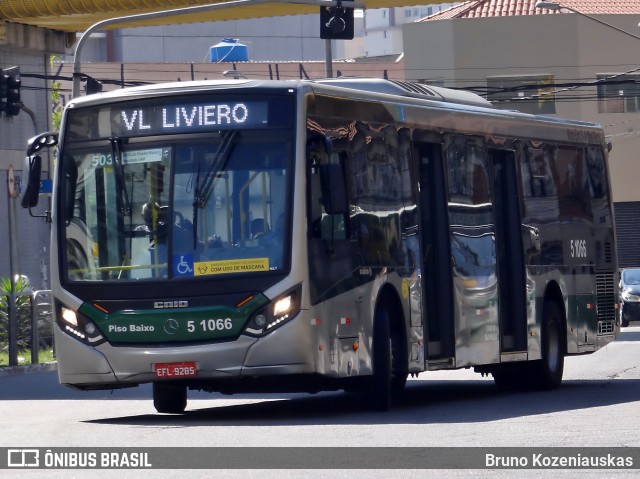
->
[360,304,394,411]
[153,382,187,414]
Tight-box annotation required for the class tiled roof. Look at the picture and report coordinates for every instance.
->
[421,0,640,21]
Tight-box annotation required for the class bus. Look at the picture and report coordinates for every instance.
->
[21,78,619,413]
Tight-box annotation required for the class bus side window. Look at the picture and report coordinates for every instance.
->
[520,145,558,223]
[585,147,608,199]
[318,162,348,241]
[552,145,591,221]
[309,171,323,239]
[319,163,348,216]
[307,134,348,241]
[585,146,611,226]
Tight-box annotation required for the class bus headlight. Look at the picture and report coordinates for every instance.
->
[273,295,292,317]
[61,307,79,327]
[57,302,106,345]
[244,285,301,336]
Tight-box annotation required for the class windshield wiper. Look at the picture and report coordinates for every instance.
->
[192,160,202,250]
[193,131,237,248]
[109,137,132,216]
[194,130,237,208]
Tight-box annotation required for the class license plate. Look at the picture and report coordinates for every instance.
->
[153,361,197,378]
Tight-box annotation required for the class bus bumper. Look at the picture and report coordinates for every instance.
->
[53,310,315,389]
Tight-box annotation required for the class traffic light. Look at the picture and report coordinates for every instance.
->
[85,75,103,95]
[6,67,21,116]
[0,66,21,117]
[0,69,7,114]
[320,0,354,40]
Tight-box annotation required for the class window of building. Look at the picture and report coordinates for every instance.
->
[486,75,556,115]
[597,73,640,113]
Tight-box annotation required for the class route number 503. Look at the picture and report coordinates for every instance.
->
[187,318,233,333]
[570,239,587,258]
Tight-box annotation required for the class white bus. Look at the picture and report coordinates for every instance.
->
[22,78,619,413]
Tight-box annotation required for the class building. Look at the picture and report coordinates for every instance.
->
[403,0,640,267]
[77,5,458,63]
[363,3,458,56]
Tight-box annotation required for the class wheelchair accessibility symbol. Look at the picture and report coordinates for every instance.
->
[173,254,194,276]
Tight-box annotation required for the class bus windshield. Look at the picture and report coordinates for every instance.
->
[61,132,292,282]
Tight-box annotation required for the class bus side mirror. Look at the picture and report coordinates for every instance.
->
[27,131,58,157]
[22,131,58,220]
[319,163,348,215]
[21,154,42,209]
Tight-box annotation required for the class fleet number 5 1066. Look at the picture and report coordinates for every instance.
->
[570,239,587,258]
[187,318,233,333]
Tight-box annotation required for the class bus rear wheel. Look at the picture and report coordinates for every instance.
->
[153,382,187,414]
[530,301,565,390]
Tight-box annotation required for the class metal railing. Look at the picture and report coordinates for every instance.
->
[0,290,53,366]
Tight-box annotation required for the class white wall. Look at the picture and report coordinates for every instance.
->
[364,4,458,58]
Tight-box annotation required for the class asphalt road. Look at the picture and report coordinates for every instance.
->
[1,327,640,478]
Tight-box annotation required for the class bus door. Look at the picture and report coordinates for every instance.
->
[488,148,528,354]
[415,137,455,362]
[443,136,500,367]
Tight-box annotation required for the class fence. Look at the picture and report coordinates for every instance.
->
[0,290,53,366]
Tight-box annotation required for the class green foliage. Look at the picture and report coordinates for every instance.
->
[50,56,63,132]
[0,348,54,367]
[0,275,32,295]
[51,80,62,131]
[0,276,34,352]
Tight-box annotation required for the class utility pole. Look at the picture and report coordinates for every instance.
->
[7,165,20,366]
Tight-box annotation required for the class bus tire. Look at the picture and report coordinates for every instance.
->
[530,301,565,390]
[361,304,393,411]
[153,382,187,414]
[391,328,408,394]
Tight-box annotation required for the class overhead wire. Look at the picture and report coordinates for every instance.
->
[15,69,640,114]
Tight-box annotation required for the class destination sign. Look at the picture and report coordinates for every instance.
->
[66,95,292,141]
[117,101,268,136]
[85,148,165,170]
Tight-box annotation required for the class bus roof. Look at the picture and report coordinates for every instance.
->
[66,77,604,137]
[68,78,492,108]
[314,78,493,108]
